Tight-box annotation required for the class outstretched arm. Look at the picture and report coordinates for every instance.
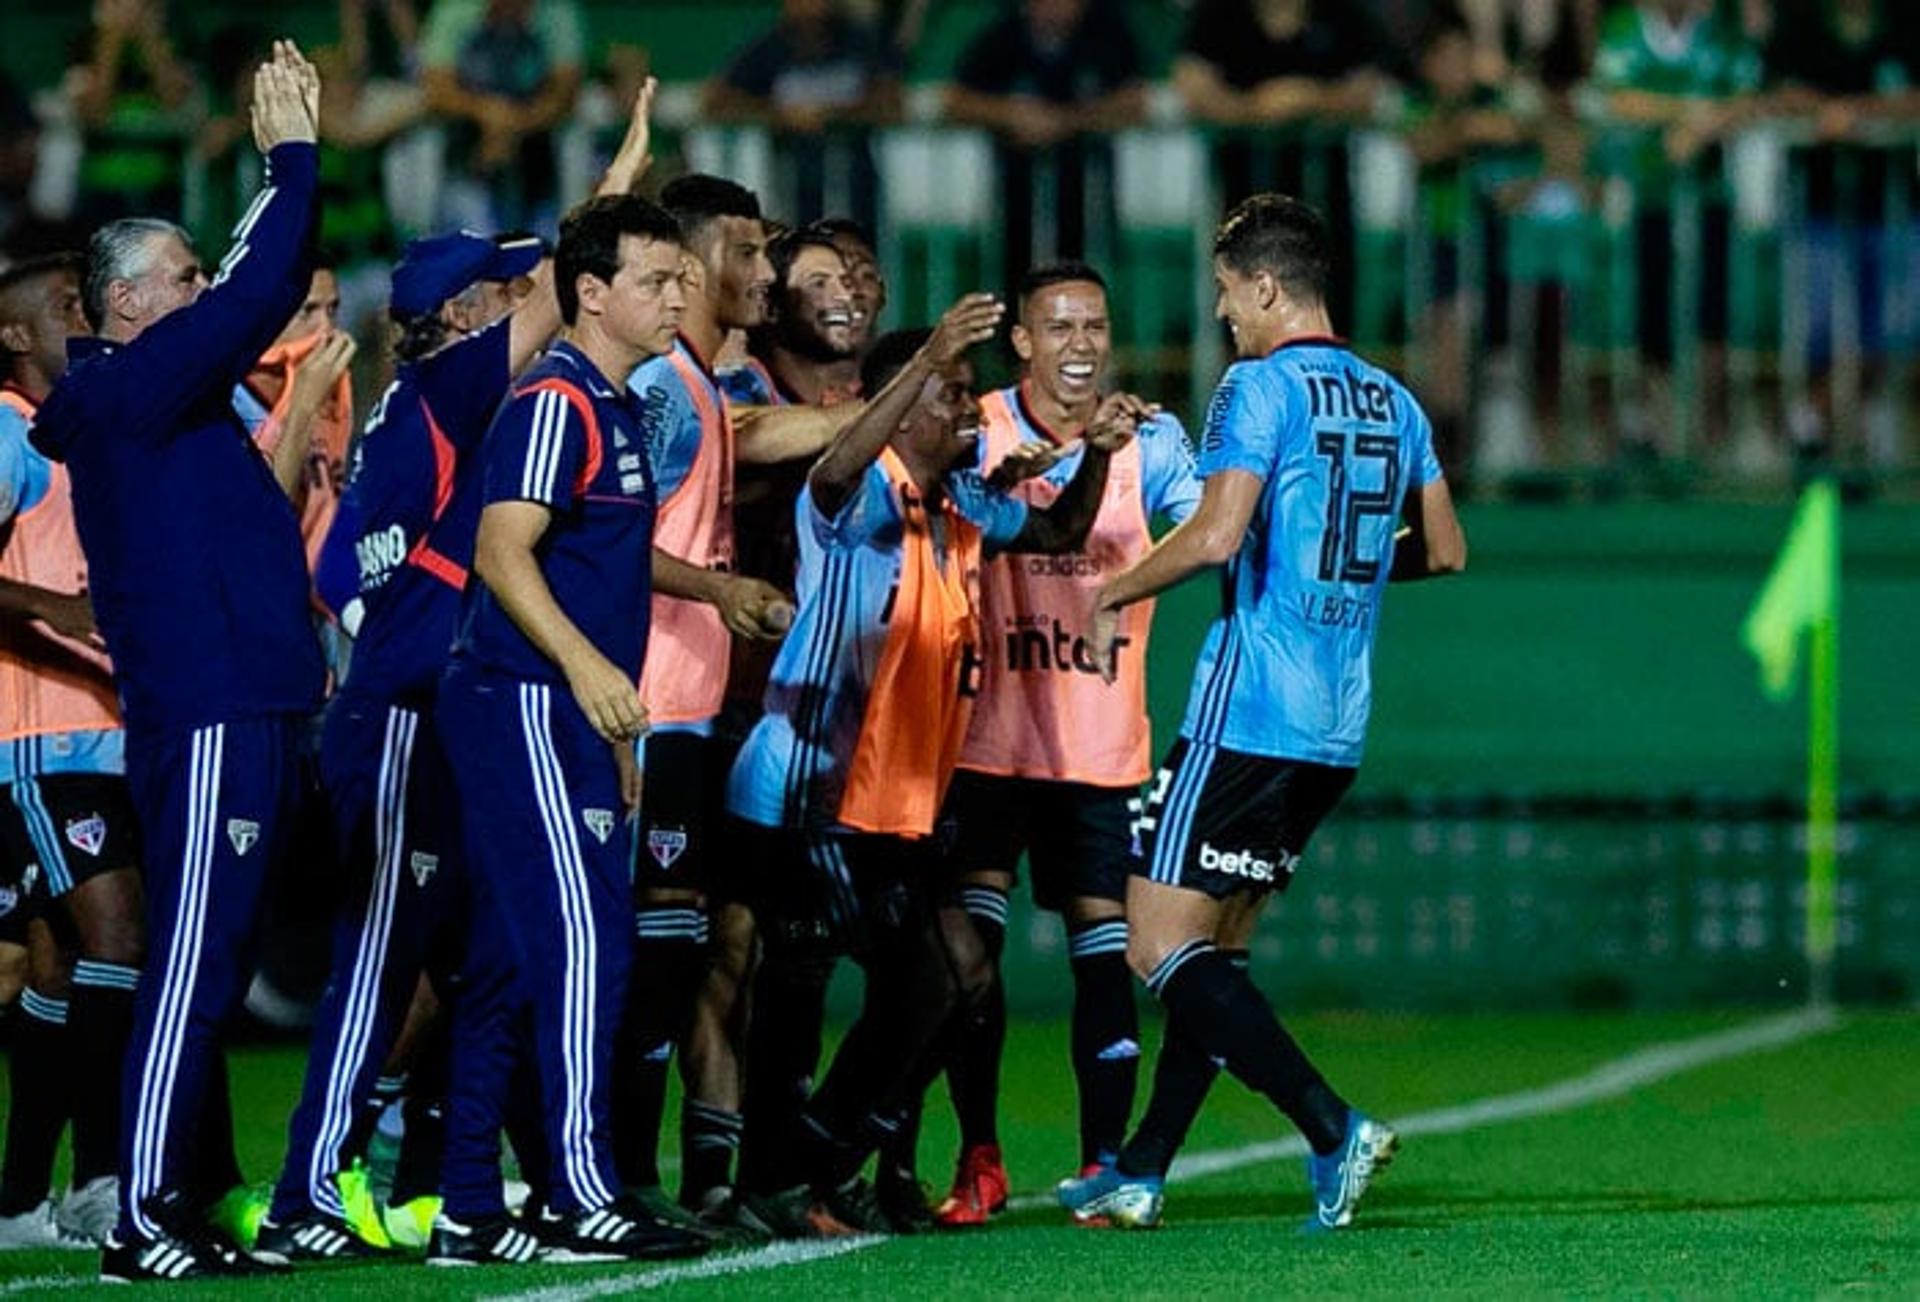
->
[998,392,1151,555]
[808,293,1005,519]
[1088,468,1263,681]
[506,76,659,374]
[118,42,323,429]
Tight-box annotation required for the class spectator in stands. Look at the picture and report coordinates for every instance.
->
[1175,0,1391,321]
[66,0,199,223]
[420,0,585,231]
[944,0,1148,280]
[1458,0,1600,103]
[1404,17,1527,481]
[1594,0,1762,454]
[703,0,902,228]
[1763,0,1920,465]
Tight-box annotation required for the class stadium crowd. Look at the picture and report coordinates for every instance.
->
[0,0,1916,475]
[0,0,1896,1285]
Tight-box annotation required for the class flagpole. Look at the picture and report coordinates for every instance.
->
[1805,575,1840,1010]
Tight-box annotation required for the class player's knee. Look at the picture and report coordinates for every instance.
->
[1125,930,1174,986]
[0,946,25,1008]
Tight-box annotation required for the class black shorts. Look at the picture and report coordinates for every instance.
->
[0,866,31,947]
[0,772,141,901]
[732,820,944,958]
[1132,738,1355,900]
[943,769,1133,910]
[635,730,740,899]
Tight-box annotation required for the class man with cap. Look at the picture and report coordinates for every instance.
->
[253,83,662,1265]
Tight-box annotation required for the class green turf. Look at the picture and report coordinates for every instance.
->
[4,1010,1916,1297]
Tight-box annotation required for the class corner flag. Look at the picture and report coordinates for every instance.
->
[1741,479,1838,700]
[1741,478,1841,1004]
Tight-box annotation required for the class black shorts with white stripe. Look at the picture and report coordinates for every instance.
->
[1131,738,1356,900]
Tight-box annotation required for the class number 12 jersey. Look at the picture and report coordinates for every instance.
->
[1184,338,1442,768]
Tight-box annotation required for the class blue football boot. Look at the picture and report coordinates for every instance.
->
[1055,1163,1164,1229]
[1304,1110,1399,1232]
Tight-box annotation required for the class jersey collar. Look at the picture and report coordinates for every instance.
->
[548,340,621,399]
[1013,379,1079,447]
[1270,334,1349,355]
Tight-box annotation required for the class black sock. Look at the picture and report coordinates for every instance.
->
[0,989,70,1214]
[615,910,709,1190]
[1146,943,1347,1155]
[801,921,957,1191]
[677,1102,743,1209]
[945,886,1007,1151]
[738,950,832,1195]
[1118,949,1244,1178]
[1067,921,1139,1167]
[68,961,137,1186]
[354,1071,407,1167]
[391,1094,446,1207]
[385,1016,451,1203]
[875,1093,922,1183]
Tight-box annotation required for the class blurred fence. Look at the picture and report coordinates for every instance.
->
[660,117,1919,489]
[996,796,1920,1013]
[31,93,1917,491]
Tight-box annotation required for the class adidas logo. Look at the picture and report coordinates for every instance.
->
[1096,1037,1141,1062]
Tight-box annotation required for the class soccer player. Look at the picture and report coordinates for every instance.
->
[0,253,143,1251]
[32,42,331,1280]
[931,260,1202,1226]
[1059,195,1465,1232]
[723,225,863,409]
[614,173,799,1230]
[430,193,706,1266]
[258,84,662,1266]
[725,296,1148,1236]
[668,224,866,1223]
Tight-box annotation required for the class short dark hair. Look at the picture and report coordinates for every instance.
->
[0,252,83,317]
[806,216,876,256]
[860,327,932,396]
[1018,260,1107,313]
[1212,194,1330,304]
[658,174,762,251]
[768,228,845,292]
[554,194,682,326]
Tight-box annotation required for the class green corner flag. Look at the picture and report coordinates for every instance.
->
[1742,478,1841,1004]
[1741,479,1839,700]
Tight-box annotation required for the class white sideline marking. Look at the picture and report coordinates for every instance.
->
[0,1011,1839,1301]
[480,1236,885,1302]
[1008,1006,1839,1210]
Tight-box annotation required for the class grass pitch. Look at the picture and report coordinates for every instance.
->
[2,1009,1916,1298]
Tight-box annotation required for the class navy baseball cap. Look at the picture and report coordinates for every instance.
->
[390,231,545,317]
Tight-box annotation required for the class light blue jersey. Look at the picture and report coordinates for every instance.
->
[0,399,124,786]
[1181,340,1442,767]
[727,459,1028,832]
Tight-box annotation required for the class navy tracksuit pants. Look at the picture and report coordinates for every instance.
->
[119,717,303,1241]
[436,665,633,1218]
[270,696,463,1224]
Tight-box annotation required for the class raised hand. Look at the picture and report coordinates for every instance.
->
[601,75,658,195]
[251,39,320,152]
[922,293,1005,370]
